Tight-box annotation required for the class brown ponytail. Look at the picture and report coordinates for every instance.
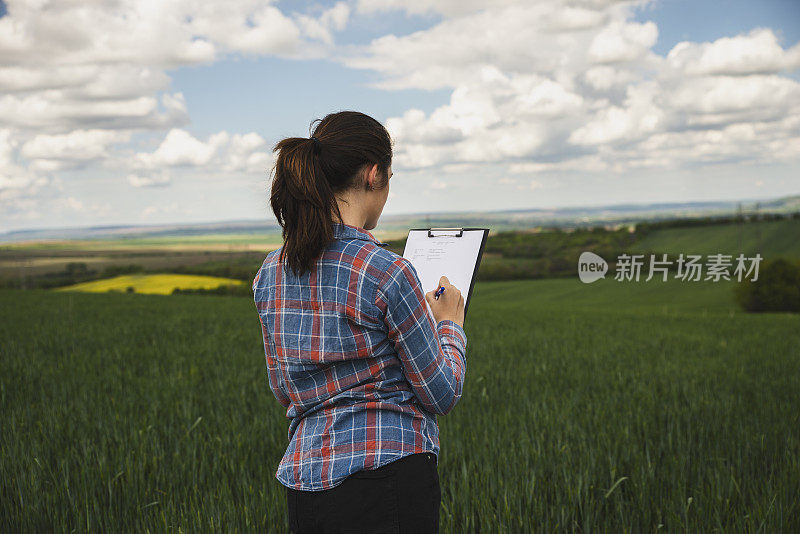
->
[270,111,393,277]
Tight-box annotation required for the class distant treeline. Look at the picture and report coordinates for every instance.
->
[735,258,800,312]
[168,260,258,283]
[0,262,146,290]
[635,210,799,235]
[479,225,637,280]
[0,257,260,290]
[3,211,798,291]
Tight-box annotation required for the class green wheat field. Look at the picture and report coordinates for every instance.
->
[2,276,799,532]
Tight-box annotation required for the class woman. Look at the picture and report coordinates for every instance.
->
[252,110,467,533]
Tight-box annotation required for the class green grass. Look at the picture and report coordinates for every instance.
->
[630,218,800,260]
[471,276,740,317]
[1,279,799,531]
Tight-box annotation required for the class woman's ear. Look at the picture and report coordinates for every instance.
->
[366,163,378,191]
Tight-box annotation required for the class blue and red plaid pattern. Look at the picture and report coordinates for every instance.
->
[252,222,468,491]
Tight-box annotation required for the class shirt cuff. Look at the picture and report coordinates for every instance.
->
[436,319,467,352]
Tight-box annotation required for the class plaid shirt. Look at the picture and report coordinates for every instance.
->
[252,222,468,491]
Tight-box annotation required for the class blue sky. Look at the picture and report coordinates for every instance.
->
[634,0,799,55]
[166,0,800,139]
[0,0,799,233]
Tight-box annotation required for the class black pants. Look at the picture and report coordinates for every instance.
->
[285,452,440,533]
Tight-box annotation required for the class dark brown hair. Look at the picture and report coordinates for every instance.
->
[270,110,393,277]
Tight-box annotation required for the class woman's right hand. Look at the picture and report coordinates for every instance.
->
[425,275,465,328]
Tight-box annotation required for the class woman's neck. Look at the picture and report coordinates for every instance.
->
[333,197,369,229]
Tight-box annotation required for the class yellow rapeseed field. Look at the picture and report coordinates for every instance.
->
[54,274,245,295]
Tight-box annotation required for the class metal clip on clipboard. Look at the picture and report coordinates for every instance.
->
[427,227,464,237]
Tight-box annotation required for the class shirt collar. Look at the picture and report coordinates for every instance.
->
[332,222,389,247]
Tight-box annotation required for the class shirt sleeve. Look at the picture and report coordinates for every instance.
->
[258,314,292,410]
[375,256,468,416]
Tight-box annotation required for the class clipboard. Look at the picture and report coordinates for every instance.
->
[402,227,489,323]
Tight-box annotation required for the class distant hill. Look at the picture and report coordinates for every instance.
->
[630,218,800,260]
[0,220,285,244]
[1,193,798,244]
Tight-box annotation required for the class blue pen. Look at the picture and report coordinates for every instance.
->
[434,286,446,300]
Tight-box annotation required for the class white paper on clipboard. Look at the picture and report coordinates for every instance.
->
[402,228,487,321]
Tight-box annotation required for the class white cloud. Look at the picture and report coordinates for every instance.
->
[345,1,800,177]
[63,196,84,212]
[0,0,343,220]
[0,91,189,133]
[135,129,227,168]
[54,196,113,216]
[131,128,274,175]
[344,1,652,90]
[666,28,800,77]
[569,81,663,145]
[0,129,46,191]
[588,19,658,63]
[582,64,639,91]
[128,171,172,188]
[186,4,299,56]
[297,2,351,45]
[0,0,341,69]
[141,202,179,218]
[21,129,132,171]
[356,0,635,18]
[666,74,800,124]
[384,66,586,169]
[225,133,275,174]
[356,0,517,17]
